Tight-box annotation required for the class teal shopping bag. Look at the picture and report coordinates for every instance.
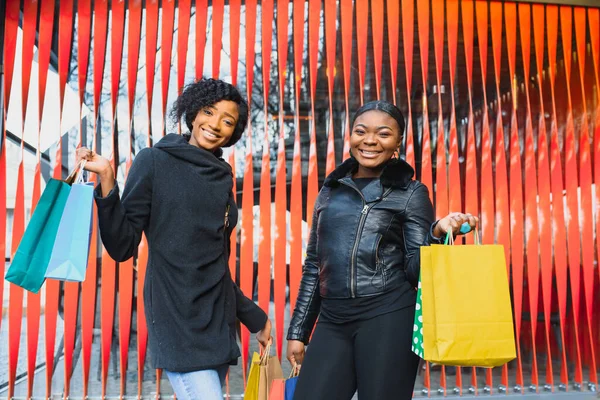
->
[45,181,94,282]
[5,162,86,293]
[5,179,72,293]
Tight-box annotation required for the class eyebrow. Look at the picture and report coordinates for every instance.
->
[355,123,393,131]
[209,105,238,122]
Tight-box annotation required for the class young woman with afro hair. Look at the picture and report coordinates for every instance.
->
[77,78,272,400]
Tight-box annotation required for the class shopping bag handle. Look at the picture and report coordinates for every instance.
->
[444,227,480,245]
[259,338,273,366]
[289,363,300,378]
[65,160,87,185]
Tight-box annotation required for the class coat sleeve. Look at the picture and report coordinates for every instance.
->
[231,281,268,333]
[402,183,444,287]
[94,148,154,262]
[286,188,327,344]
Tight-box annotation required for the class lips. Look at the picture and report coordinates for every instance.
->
[202,127,222,142]
[358,149,383,159]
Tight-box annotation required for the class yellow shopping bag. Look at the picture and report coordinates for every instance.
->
[245,352,262,400]
[245,341,283,400]
[415,231,516,367]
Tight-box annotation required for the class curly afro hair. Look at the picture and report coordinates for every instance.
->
[170,78,249,147]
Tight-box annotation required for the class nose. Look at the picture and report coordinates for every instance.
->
[363,133,377,145]
[208,115,221,132]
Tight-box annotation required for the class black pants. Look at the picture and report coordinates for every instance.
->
[293,306,420,400]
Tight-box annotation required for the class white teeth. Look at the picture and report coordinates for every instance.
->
[361,150,379,155]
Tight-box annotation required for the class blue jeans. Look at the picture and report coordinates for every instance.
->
[165,366,229,400]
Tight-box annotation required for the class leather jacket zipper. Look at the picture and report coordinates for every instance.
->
[341,182,393,297]
[375,234,383,266]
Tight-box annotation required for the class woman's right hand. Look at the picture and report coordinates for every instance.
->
[76,147,113,176]
[76,147,115,196]
[286,340,305,369]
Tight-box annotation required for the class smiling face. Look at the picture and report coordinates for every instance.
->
[188,100,240,151]
[350,110,402,178]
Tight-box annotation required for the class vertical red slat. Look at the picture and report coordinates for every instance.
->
[520,3,542,390]
[546,5,570,387]
[21,2,39,397]
[127,0,143,121]
[63,2,87,393]
[77,6,96,394]
[402,0,415,168]
[356,0,368,104]
[387,0,399,106]
[431,3,447,390]
[493,1,514,390]
[259,0,274,319]
[590,12,600,347]
[91,0,109,396]
[341,0,353,159]
[417,0,432,391]
[3,0,19,112]
[77,0,92,106]
[575,7,598,385]
[195,0,208,79]
[228,3,242,386]
[29,1,54,396]
[289,0,305,315]
[39,0,56,122]
[21,0,38,124]
[325,0,337,175]
[274,0,289,361]
[417,0,432,202]
[93,0,109,119]
[446,0,461,390]
[212,0,225,78]
[240,0,257,380]
[177,0,191,95]
[458,0,476,393]
[146,0,159,133]
[230,0,241,85]
[507,3,526,391]
[27,168,41,399]
[0,0,19,364]
[475,1,492,389]
[307,0,320,231]
[58,0,74,114]
[161,0,175,132]
[371,0,384,99]
[446,0,461,217]
[81,184,98,398]
[111,0,126,115]
[432,0,447,225]
[532,5,554,389]
[560,6,584,387]
[8,164,25,400]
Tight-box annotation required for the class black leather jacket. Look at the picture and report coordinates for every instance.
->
[287,158,443,344]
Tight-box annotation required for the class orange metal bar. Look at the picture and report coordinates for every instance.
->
[417,0,432,203]
[240,0,258,380]
[289,0,305,315]
[574,6,598,386]
[533,3,554,391]
[212,0,225,79]
[356,0,368,105]
[325,0,337,175]
[401,0,415,168]
[560,5,584,387]
[546,5,570,388]
[259,0,274,322]
[274,0,290,361]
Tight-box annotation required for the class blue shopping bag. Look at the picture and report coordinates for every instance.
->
[45,179,94,282]
[284,365,299,400]
[5,162,85,293]
[284,376,298,400]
